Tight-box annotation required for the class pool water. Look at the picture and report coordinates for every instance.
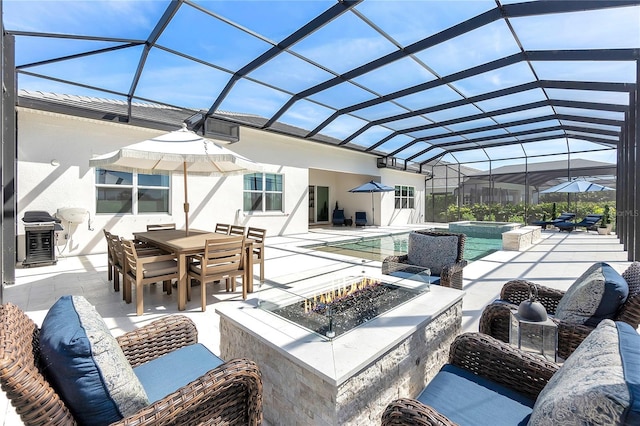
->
[309,232,502,262]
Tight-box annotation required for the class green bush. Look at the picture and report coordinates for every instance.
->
[436,202,615,224]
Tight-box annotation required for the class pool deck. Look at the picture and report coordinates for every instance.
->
[1,224,632,425]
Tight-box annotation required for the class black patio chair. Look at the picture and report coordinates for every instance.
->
[354,211,367,227]
[555,214,602,232]
[531,212,575,229]
[332,209,346,226]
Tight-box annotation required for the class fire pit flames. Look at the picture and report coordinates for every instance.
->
[304,276,380,314]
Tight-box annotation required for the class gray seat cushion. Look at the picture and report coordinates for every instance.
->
[141,260,177,278]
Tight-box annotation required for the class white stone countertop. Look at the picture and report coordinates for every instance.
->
[216,266,464,386]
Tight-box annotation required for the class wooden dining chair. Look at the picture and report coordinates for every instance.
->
[102,229,119,291]
[215,223,231,234]
[122,240,179,316]
[247,227,266,283]
[229,225,246,237]
[187,235,246,311]
[110,234,167,300]
[147,223,176,231]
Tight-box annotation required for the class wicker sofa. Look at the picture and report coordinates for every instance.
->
[479,263,640,360]
[382,321,640,425]
[0,301,263,426]
[382,230,467,290]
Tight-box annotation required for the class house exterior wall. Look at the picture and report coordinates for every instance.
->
[16,108,426,259]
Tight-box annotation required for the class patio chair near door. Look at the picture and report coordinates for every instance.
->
[354,211,367,227]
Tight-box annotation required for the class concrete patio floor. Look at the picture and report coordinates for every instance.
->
[1,225,631,425]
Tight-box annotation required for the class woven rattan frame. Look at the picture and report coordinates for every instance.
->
[381,332,559,426]
[479,279,640,359]
[382,230,467,290]
[0,303,263,425]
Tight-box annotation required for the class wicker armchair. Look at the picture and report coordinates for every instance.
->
[381,332,559,426]
[0,303,263,426]
[479,279,640,359]
[382,230,467,290]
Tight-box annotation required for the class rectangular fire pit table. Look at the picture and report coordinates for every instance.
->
[216,265,464,426]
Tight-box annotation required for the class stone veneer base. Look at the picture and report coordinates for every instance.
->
[218,285,462,426]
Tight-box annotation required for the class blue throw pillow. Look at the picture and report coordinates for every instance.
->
[555,262,629,327]
[39,296,149,426]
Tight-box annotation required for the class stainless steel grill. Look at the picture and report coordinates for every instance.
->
[22,211,63,267]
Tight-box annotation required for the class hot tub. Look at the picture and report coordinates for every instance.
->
[448,220,522,238]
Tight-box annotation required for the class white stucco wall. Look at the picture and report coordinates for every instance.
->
[16,108,426,259]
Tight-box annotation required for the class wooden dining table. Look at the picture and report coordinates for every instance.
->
[133,229,253,311]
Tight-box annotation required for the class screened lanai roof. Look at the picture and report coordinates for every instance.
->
[3,0,639,176]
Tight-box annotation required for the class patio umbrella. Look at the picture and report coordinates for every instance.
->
[540,180,614,194]
[89,124,262,234]
[348,180,395,226]
[540,180,614,217]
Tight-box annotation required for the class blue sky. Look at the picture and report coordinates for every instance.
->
[4,0,639,169]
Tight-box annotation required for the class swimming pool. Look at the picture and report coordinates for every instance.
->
[308,232,502,262]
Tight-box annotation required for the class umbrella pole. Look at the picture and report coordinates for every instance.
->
[183,162,190,235]
[371,192,374,226]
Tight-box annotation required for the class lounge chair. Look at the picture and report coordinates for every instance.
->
[531,212,575,229]
[382,230,467,290]
[332,209,346,226]
[0,298,263,426]
[555,214,602,232]
[479,261,640,359]
[382,320,640,425]
[354,211,367,226]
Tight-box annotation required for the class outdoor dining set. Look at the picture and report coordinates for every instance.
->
[2,226,640,425]
[104,222,266,315]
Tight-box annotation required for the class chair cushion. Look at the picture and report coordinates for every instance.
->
[39,296,149,426]
[554,262,628,327]
[407,232,458,276]
[417,364,534,426]
[622,261,640,297]
[142,259,177,278]
[134,343,225,403]
[530,320,640,425]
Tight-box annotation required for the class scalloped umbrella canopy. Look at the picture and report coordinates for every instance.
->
[90,124,262,233]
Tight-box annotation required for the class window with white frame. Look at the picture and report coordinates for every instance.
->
[243,173,283,212]
[395,185,415,209]
[95,169,170,214]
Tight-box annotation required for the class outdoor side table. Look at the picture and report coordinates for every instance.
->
[509,310,558,362]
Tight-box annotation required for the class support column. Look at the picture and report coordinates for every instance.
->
[632,60,639,261]
[1,30,17,297]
